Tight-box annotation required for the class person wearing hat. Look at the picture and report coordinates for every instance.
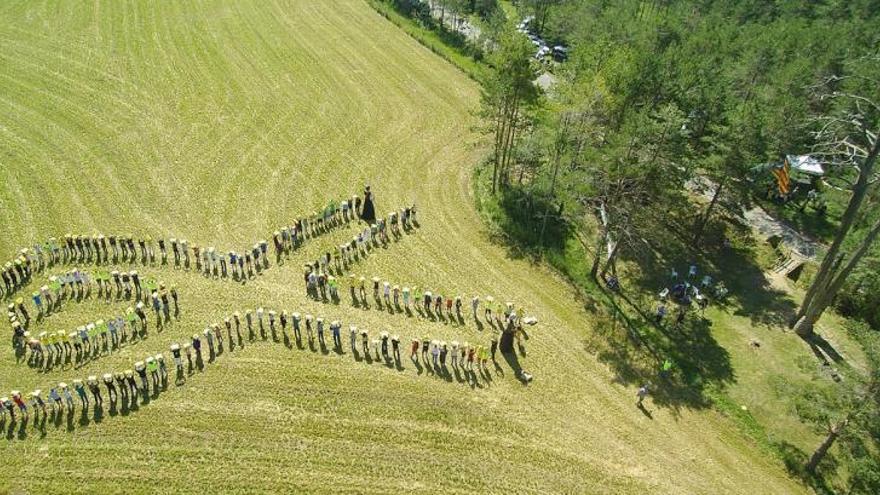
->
[87,376,103,407]
[72,380,88,409]
[1,396,14,421]
[191,334,202,361]
[380,331,389,361]
[15,297,29,324]
[135,302,148,332]
[316,317,326,348]
[421,337,430,363]
[48,387,63,412]
[450,341,460,368]
[439,342,448,367]
[224,318,235,350]
[360,328,370,356]
[156,353,168,382]
[12,391,28,419]
[212,323,224,353]
[410,338,419,361]
[358,277,367,303]
[181,343,193,374]
[103,374,117,404]
[171,343,183,372]
[431,341,440,368]
[146,357,160,390]
[330,320,342,350]
[60,383,74,410]
[390,335,401,362]
[115,373,128,404]
[228,311,240,345]
[268,311,277,341]
[402,287,410,310]
[125,308,138,340]
[30,390,48,416]
[135,362,149,394]
[124,370,138,396]
[303,314,314,346]
[203,328,215,360]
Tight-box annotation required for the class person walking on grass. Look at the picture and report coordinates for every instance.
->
[637,384,649,407]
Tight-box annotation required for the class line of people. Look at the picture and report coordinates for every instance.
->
[0,192,389,301]
[1,351,170,426]
[1,303,520,440]
[303,204,419,302]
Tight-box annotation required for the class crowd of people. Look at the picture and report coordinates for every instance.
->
[1,185,540,438]
[301,203,418,302]
[1,348,170,426]
[0,188,390,302]
[308,272,529,331]
[654,264,728,328]
[0,303,516,437]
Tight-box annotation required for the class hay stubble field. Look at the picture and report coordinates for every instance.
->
[0,1,806,493]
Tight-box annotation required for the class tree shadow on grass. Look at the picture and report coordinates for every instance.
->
[627,213,798,331]
[774,440,838,495]
[586,287,733,415]
[478,184,571,263]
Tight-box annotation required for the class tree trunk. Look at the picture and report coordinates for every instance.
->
[805,420,846,474]
[590,228,607,280]
[797,138,879,323]
[693,179,724,245]
[539,145,562,247]
[795,216,880,337]
[600,238,621,278]
[498,90,521,188]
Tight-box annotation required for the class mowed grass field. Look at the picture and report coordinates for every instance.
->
[0,1,806,493]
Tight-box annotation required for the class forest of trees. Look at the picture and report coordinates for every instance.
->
[483,0,880,331]
[378,0,880,492]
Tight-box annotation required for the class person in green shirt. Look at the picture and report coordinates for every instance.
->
[146,357,160,391]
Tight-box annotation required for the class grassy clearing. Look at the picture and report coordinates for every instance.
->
[0,1,808,493]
